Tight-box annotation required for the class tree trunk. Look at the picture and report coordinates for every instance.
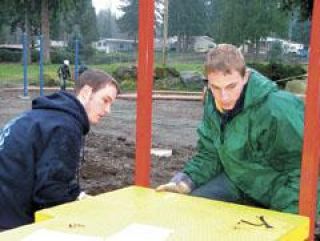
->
[41,0,51,63]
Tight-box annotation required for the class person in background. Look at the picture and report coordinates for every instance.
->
[57,59,71,90]
[0,69,120,230]
[156,44,312,216]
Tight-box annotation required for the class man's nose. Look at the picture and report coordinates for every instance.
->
[220,89,229,101]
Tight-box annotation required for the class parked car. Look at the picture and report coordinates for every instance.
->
[297,47,309,58]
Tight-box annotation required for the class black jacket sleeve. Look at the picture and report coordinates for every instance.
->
[32,127,81,210]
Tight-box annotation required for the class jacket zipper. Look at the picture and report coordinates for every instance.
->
[220,116,227,144]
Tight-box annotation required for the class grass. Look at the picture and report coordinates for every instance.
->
[0,62,203,87]
[0,63,61,86]
[0,63,130,85]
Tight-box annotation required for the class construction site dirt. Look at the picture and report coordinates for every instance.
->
[0,90,203,195]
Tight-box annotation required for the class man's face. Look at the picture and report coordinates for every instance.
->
[81,84,117,124]
[208,70,248,111]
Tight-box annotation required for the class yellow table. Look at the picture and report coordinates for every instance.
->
[0,186,309,240]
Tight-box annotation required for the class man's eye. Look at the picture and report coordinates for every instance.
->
[211,86,219,90]
[227,84,236,90]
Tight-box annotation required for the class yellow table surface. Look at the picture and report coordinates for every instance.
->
[0,186,309,241]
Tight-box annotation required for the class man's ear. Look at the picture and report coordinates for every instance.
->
[78,85,93,105]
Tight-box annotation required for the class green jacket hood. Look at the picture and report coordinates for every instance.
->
[244,70,278,109]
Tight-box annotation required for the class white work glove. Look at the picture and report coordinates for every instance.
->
[156,172,194,194]
[77,191,92,200]
[156,181,191,194]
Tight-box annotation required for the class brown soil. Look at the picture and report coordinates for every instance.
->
[0,90,202,194]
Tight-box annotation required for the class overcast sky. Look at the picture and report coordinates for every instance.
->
[92,0,121,14]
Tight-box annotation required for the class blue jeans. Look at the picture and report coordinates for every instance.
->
[191,173,259,206]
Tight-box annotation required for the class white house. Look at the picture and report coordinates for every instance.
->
[94,38,137,53]
[193,36,216,53]
[0,44,23,50]
[51,40,67,48]
[154,36,179,51]
[261,37,304,54]
[154,36,216,52]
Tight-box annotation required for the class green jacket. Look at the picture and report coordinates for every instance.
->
[183,70,306,214]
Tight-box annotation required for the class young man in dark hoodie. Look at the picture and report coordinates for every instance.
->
[0,69,119,230]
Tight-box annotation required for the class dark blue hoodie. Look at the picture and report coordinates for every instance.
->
[0,91,89,229]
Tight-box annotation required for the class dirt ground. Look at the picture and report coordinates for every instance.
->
[0,89,203,195]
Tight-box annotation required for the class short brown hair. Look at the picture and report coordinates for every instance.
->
[205,44,246,77]
[74,69,120,94]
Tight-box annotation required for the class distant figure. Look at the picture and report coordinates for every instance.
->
[57,60,71,90]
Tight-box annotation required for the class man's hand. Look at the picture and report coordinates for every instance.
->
[156,181,191,194]
[156,172,194,194]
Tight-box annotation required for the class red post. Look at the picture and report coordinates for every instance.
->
[135,0,155,186]
[299,1,320,240]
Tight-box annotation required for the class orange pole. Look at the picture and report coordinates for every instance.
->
[135,0,155,186]
[299,1,320,240]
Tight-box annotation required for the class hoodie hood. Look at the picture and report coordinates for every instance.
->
[32,91,90,134]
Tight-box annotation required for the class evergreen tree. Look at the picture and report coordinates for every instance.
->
[280,0,313,20]
[97,9,118,39]
[117,0,162,40]
[117,0,139,39]
[168,0,208,51]
[207,0,289,50]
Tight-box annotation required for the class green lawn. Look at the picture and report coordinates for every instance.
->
[0,64,61,86]
[0,63,203,87]
[0,63,114,86]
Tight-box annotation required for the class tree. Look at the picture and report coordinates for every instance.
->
[117,0,139,39]
[0,0,75,63]
[79,4,99,44]
[289,14,311,45]
[41,0,78,63]
[206,0,289,53]
[168,0,208,51]
[97,9,118,39]
[41,0,50,63]
[62,0,98,61]
[280,0,313,20]
[0,0,99,63]
[0,0,40,63]
[117,0,162,40]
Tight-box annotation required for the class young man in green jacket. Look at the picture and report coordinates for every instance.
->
[157,44,306,214]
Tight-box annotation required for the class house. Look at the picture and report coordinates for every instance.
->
[260,37,304,55]
[31,40,67,51]
[193,36,216,53]
[154,36,216,52]
[50,40,67,48]
[94,38,137,53]
[154,36,178,51]
[0,44,23,50]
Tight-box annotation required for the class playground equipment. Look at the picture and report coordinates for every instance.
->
[21,36,80,97]
[0,186,309,241]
